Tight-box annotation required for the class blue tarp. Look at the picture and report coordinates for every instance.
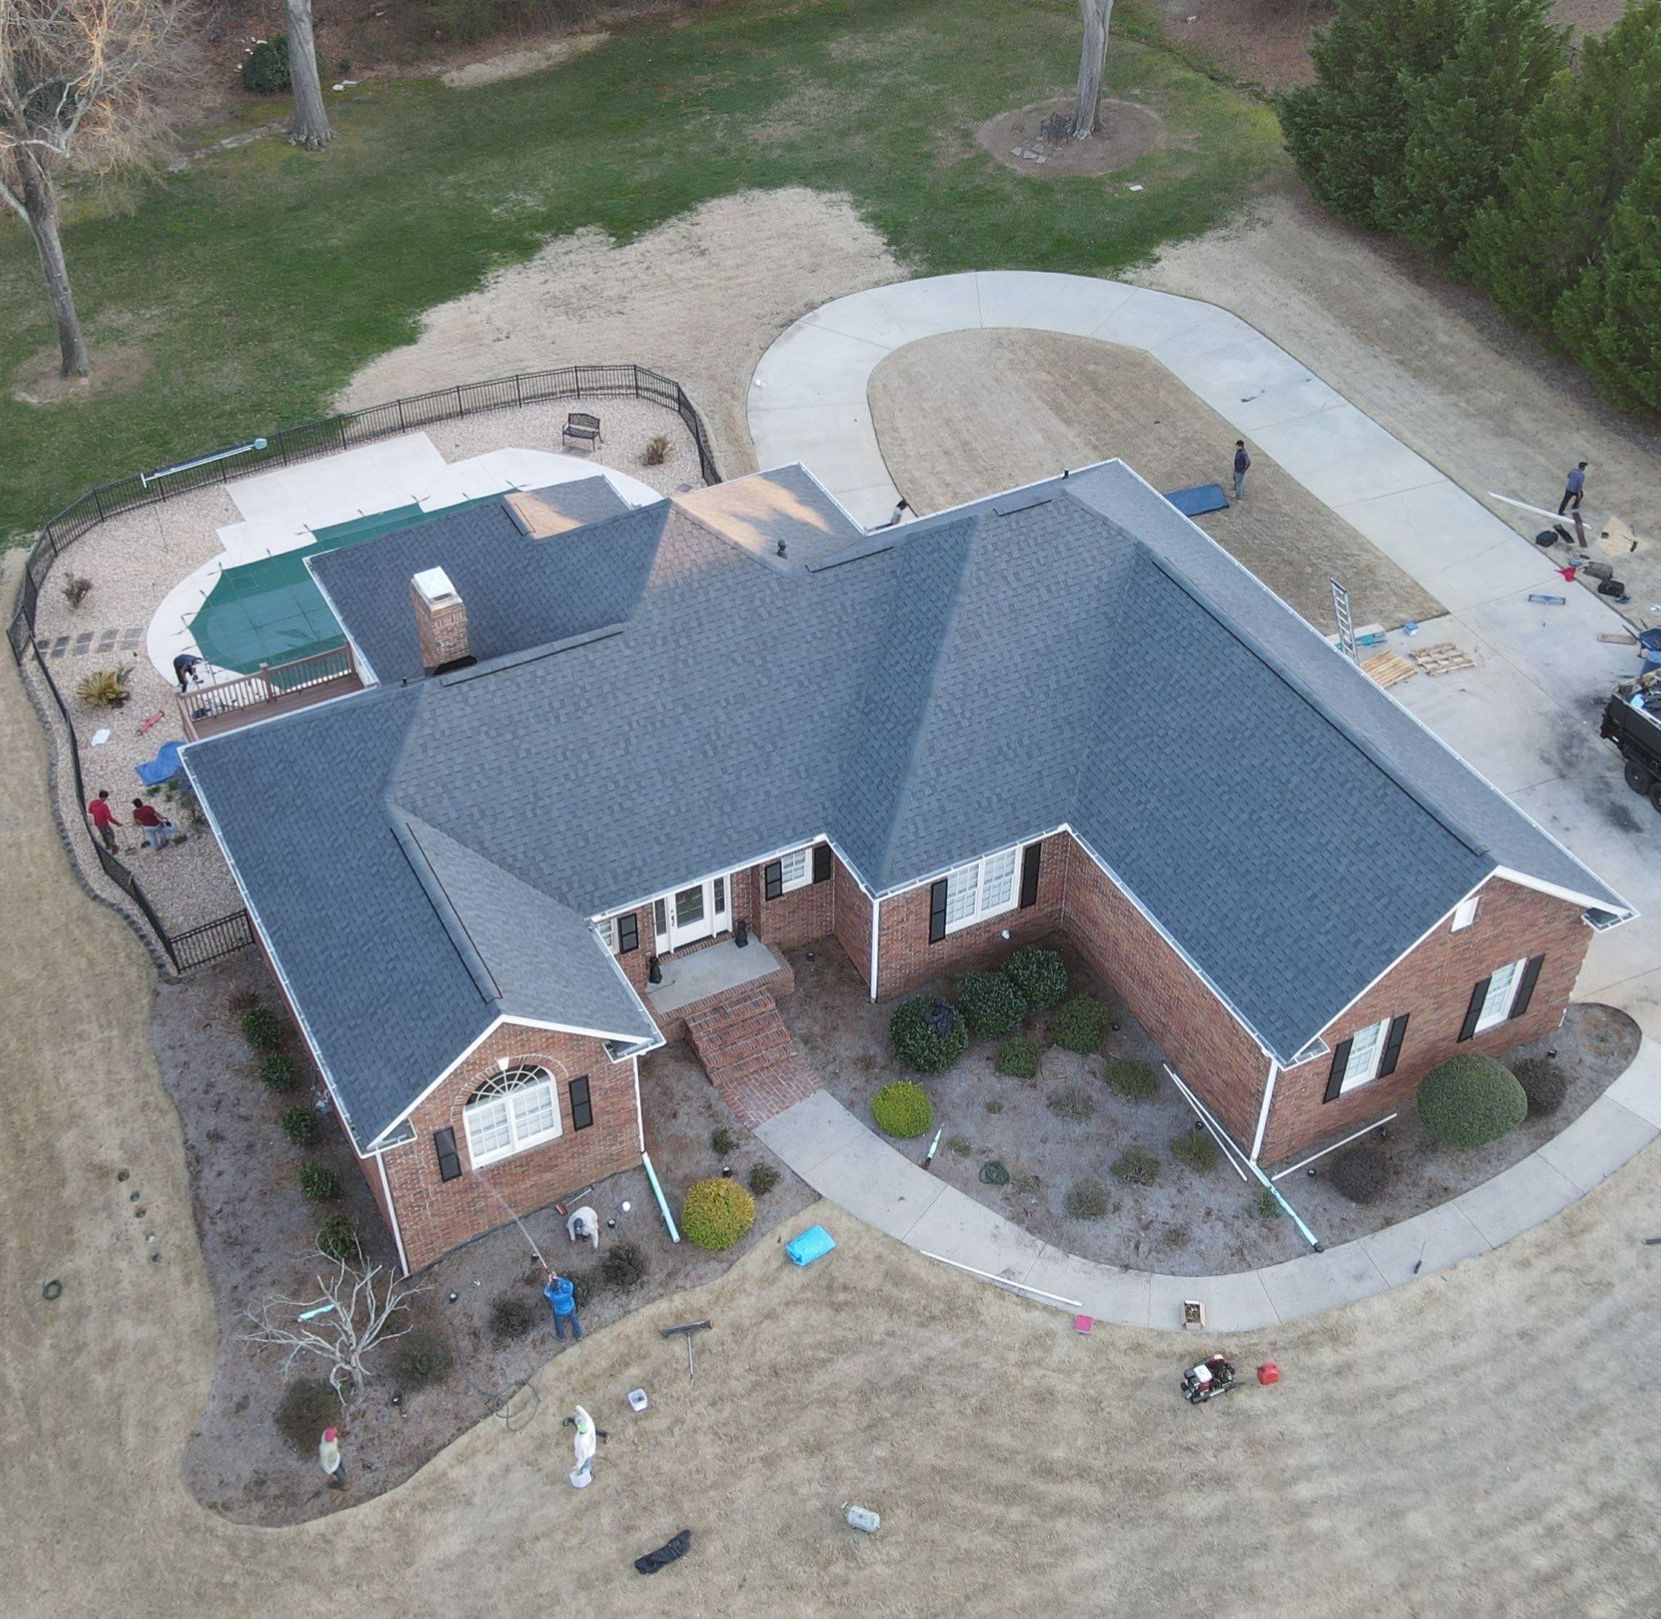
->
[1163,483,1230,517]
[135,740,184,786]
[786,1224,837,1267]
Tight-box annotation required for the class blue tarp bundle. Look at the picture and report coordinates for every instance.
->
[1163,483,1230,517]
[786,1224,837,1267]
[135,740,184,786]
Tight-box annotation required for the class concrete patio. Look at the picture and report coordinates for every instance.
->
[647,936,788,1016]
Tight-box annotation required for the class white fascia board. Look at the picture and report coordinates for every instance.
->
[871,823,1070,902]
[1490,865,1636,923]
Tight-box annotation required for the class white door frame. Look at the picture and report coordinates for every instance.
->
[653,871,732,954]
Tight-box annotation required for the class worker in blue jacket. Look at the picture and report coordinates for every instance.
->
[543,1272,582,1341]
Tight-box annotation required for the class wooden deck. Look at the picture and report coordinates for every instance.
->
[184,671,363,739]
[180,646,364,741]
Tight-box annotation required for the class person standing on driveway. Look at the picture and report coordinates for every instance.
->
[1559,461,1588,514]
[131,798,169,851]
[87,790,121,854]
[544,1273,583,1341]
[1232,440,1251,501]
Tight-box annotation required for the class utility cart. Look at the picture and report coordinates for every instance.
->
[1601,678,1661,812]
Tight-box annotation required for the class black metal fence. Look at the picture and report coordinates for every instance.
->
[6,362,721,974]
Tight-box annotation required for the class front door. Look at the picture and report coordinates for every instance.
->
[655,873,730,954]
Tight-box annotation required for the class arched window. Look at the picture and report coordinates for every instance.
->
[463,1064,561,1167]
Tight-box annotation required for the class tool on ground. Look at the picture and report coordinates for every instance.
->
[921,1127,942,1170]
[1257,1361,1281,1386]
[627,1387,650,1412]
[1644,1238,1661,1246]
[1183,1353,1239,1404]
[845,1505,881,1534]
[1528,593,1566,606]
[1073,1314,1093,1334]
[662,1319,712,1381]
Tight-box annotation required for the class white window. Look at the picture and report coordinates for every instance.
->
[1475,959,1525,1033]
[778,847,811,893]
[1339,1018,1390,1094]
[943,845,1021,935]
[1451,895,1480,932]
[600,917,619,954]
[464,1064,562,1167]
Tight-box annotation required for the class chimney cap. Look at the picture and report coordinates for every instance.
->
[412,566,458,604]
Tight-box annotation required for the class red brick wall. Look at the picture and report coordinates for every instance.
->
[1060,841,1271,1147]
[875,833,1071,999]
[378,1022,641,1273]
[748,844,837,950]
[833,857,875,992]
[1259,877,1591,1163]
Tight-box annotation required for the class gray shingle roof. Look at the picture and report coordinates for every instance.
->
[189,461,1629,1147]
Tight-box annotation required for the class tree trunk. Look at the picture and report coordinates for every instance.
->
[17,154,91,379]
[1069,0,1115,140]
[285,0,334,151]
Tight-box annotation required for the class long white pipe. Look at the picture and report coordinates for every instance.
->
[642,1150,680,1243]
[920,1250,1082,1309]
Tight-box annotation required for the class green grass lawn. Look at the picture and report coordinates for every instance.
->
[0,0,1284,541]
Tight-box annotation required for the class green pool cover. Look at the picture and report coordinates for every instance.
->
[191,497,500,675]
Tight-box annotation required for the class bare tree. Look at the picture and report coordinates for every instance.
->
[243,1251,423,1402]
[283,0,331,151]
[0,0,196,378]
[1068,0,1116,140]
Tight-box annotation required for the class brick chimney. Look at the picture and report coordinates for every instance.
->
[411,566,470,672]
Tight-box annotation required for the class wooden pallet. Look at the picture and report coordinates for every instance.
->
[1362,651,1418,688]
[1409,643,1474,677]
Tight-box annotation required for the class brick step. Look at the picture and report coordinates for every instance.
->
[714,1045,807,1091]
[695,1023,795,1065]
[682,984,823,1128]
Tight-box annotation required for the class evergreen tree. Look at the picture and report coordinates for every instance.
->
[1376,0,1568,253]
[1454,0,1661,332]
[1554,141,1661,413]
[1278,0,1466,227]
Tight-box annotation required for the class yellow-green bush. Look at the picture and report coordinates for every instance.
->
[682,1177,756,1251]
[871,1080,933,1139]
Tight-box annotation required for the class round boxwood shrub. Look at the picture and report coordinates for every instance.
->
[394,1329,454,1387]
[1064,1177,1110,1219]
[281,1105,320,1145]
[956,972,1027,1041]
[1106,1059,1158,1100]
[1050,993,1109,1055]
[889,996,968,1075]
[260,1051,296,1091]
[682,1176,756,1251]
[241,35,326,95]
[600,1240,647,1290]
[1111,1146,1160,1185]
[1329,1143,1391,1204]
[317,1211,359,1262]
[1005,946,1068,1012]
[1513,1056,1567,1118]
[297,1162,339,1201]
[274,1377,339,1457]
[995,1034,1041,1079]
[489,1293,537,1343]
[241,1005,281,1050]
[1417,1054,1527,1148]
[871,1079,933,1139]
[1170,1129,1219,1172]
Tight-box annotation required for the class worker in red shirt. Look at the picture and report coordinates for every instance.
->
[87,789,121,854]
[131,797,170,851]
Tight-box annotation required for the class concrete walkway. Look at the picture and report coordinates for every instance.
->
[748,270,1661,1330]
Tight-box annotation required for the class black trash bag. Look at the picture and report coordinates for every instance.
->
[1599,577,1627,596]
[1534,530,1558,547]
[634,1529,693,1576]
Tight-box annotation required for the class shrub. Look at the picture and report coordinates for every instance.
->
[317,1212,359,1262]
[1329,1143,1392,1204]
[394,1329,454,1387]
[710,1126,739,1157]
[746,1162,780,1197]
[643,434,671,466]
[1255,1184,1283,1219]
[241,1005,281,1050]
[61,575,92,608]
[1064,1177,1110,1219]
[946,1133,971,1155]
[1417,1054,1528,1148]
[600,1240,647,1290]
[260,1051,296,1090]
[1047,1083,1097,1122]
[1170,1129,1220,1172]
[682,1177,756,1251]
[242,35,326,94]
[871,1080,932,1139]
[297,1163,339,1201]
[1050,993,1109,1055]
[984,1097,1004,1114]
[273,1378,339,1456]
[956,972,1027,1041]
[1005,947,1068,1012]
[1513,1055,1568,1118]
[567,1268,595,1310]
[76,667,131,707]
[889,996,968,1075]
[281,1105,320,1145]
[1111,1147,1160,1186]
[995,1035,1041,1079]
[489,1294,537,1342]
[1106,1059,1159,1100]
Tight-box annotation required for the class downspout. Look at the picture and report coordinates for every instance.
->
[642,1151,681,1243]
[868,896,881,1001]
[630,1054,645,1153]
[1249,1060,1279,1162]
[375,1147,410,1277]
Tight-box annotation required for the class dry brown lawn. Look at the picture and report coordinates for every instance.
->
[5,546,1661,1617]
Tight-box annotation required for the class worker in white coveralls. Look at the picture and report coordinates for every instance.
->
[566,1206,599,1247]
[570,1406,597,1488]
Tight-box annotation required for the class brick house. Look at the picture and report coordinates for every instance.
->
[185,463,1631,1272]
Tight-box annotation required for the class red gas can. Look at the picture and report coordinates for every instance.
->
[1257,1361,1280,1386]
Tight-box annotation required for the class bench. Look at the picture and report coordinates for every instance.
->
[562,412,602,450]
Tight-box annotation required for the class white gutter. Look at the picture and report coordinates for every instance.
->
[1249,1061,1279,1162]
[868,895,881,1001]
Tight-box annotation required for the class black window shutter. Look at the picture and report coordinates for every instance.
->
[1323,1039,1352,1103]
[1510,956,1545,1020]
[812,843,833,885]
[1457,977,1490,1042]
[1378,1013,1410,1078]
[617,913,639,954]
[929,879,948,944]
[434,1127,462,1182]
[1019,843,1042,909]
[763,860,783,901]
[568,1076,593,1131]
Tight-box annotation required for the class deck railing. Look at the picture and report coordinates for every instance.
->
[178,642,357,741]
